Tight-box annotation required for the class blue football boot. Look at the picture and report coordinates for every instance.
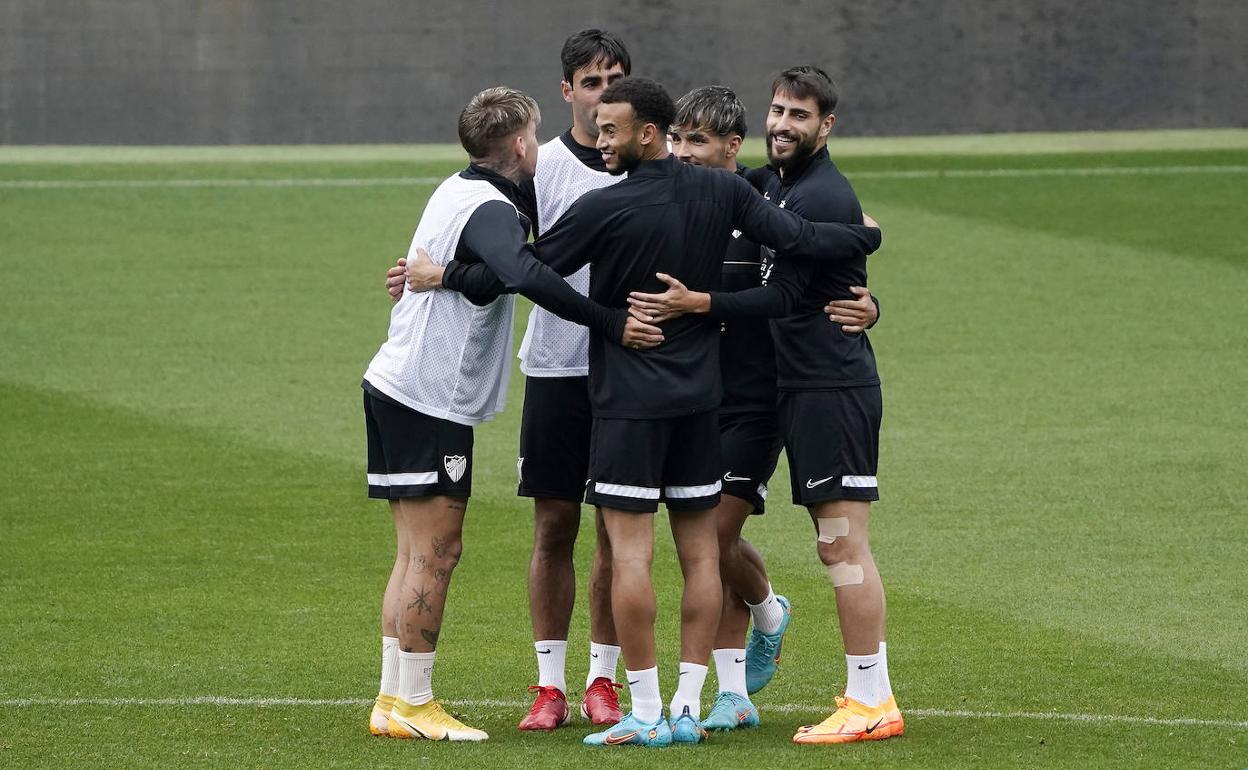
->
[745,595,792,694]
[583,711,673,748]
[669,705,708,744]
[701,691,760,731]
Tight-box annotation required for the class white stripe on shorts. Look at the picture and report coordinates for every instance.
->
[368,472,439,487]
[594,482,662,499]
[841,475,878,488]
[664,481,723,499]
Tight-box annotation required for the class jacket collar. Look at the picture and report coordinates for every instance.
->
[626,153,679,178]
[460,162,525,205]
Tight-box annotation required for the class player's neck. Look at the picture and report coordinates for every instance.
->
[640,143,669,162]
[472,156,524,185]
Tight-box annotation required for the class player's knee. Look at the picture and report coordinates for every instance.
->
[533,519,577,558]
[815,518,866,566]
[435,533,464,569]
[685,551,722,577]
[816,537,847,566]
[816,528,870,588]
[611,548,652,573]
[818,535,871,563]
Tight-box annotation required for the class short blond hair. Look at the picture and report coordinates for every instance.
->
[457,86,541,159]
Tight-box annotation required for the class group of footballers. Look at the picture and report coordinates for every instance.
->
[359,28,902,748]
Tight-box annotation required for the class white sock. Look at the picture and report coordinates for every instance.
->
[535,640,567,693]
[711,648,748,697]
[844,651,882,707]
[397,649,436,706]
[586,642,621,687]
[379,635,400,696]
[625,666,662,723]
[669,661,709,721]
[747,586,785,634]
[878,641,893,702]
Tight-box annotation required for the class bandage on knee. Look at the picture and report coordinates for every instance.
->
[817,517,850,544]
[827,561,864,587]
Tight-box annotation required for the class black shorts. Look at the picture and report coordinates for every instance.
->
[778,386,881,506]
[363,389,474,500]
[585,411,723,513]
[517,375,592,502]
[718,409,784,515]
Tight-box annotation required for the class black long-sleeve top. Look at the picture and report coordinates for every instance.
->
[707,148,881,390]
[718,164,777,414]
[442,154,881,419]
[448,164,628,342]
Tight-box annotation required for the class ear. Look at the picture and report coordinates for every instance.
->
[561,80,573,104]
[820,113,836,139]
[512,132,527,159]
[639,122,661,147]
[726,135,742,160]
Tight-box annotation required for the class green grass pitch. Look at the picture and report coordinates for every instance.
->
[1,131,1246,768]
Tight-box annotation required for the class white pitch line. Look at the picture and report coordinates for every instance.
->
[1,696,1244,729]
[850,164,1248,179]
[0,164,1246,190]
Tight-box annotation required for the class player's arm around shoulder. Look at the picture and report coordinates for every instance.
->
[530,192,606,277]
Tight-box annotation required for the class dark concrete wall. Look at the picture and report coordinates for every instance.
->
[2,0,1244,144]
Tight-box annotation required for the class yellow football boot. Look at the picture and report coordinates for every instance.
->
[369,694,395,736]
[877,694,905,738]
[792,695,902,744]
[386,698,489,742]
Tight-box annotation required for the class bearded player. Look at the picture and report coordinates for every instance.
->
[628,67,903,745]
[659,85,880,732]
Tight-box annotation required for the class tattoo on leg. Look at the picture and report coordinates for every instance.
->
[447,501,465,512]
[408,587,432,615]
[411,553,427,573]
[421,628,440,647]
[432,536,447,558]
[433,567,449,596]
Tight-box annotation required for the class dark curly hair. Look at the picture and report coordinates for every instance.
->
[599,77,676,131]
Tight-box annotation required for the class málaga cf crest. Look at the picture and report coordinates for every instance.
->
[444,455,467,483]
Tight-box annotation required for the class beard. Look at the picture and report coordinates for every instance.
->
[765,128,820,171]
[607,140,644,176]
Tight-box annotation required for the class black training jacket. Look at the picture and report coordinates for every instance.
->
[442,154,881,419]
[708,147,881,390]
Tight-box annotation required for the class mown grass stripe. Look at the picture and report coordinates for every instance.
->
[2,697,1244,729]
[2,164,1245,191]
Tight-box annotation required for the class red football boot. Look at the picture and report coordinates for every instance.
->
[518,685,571,731]
[580,677,624,725]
